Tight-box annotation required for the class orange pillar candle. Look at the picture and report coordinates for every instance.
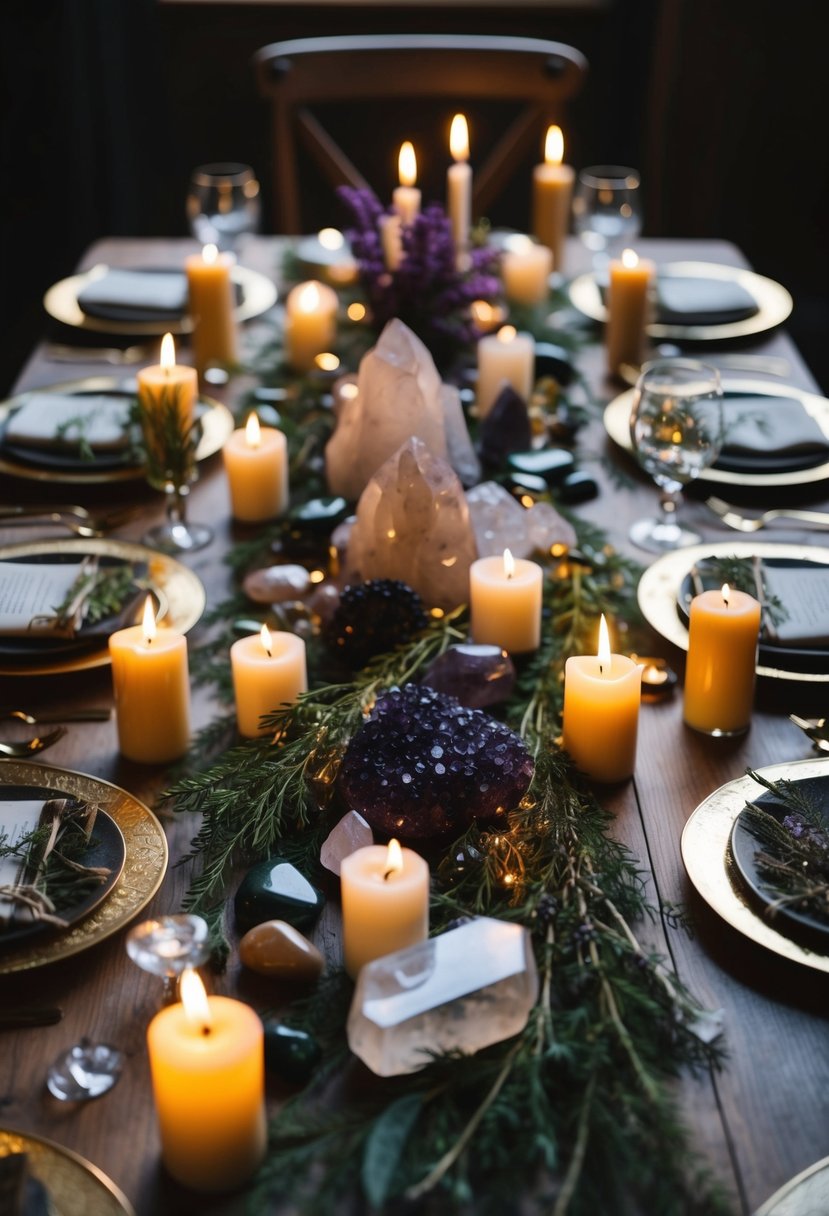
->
[683,583,762,736]
[108,597,191,763]
[500,235,553,306]
[531,125,575,276]
[469,548,543,653]
[147,969,266,1192]
[223,412,288,522]
[476,325,535,418]
[230,625,307,738]
[379,213,403,271]
[136,333,198,428]
[606,248,655,378]
[340,840,430,978]
[185,243,238,374]
[447,113,472,252]
[563,615,641,782]
[284,280,338,373]
[392,141,421,225]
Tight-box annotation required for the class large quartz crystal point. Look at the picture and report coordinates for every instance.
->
[347,916,539,1077]
[343,438,478,611]
[326,319,478,499]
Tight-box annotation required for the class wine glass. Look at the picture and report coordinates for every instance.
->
[572,166,642,272]
[186,162,261,254]
[126,914,210,1005]
[628,359,724,553]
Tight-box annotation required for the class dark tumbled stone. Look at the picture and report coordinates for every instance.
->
[478,386,531,468]
[280,496,351,556]
[235,860,325,933]
[263,1022,322,1084]
[534,342,576,386]
[501,471,549,500]
[338,684,534,839]
[421,643,516,709]
[558,470,599,504]
[507,448,575,485]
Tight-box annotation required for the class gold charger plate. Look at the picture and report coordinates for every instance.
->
[0,537,205,677]
[44,262,277,337]
[0,375,234,485]
[637,540,829,685]
[0,1127,135,1216]
[569,260,793,341]
[755,1154,829,1216]
[604,377,829,490]
[0,760,167,975]
[681,756,829,974]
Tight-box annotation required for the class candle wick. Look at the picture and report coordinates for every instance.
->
[201,1024,211,1037]
[383,867,395,881]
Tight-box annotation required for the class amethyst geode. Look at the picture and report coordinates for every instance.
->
[337,685,534,839]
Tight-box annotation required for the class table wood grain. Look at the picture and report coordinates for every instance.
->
[1,236,827,1216]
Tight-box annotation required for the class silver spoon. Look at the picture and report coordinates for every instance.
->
[0,726,67,758]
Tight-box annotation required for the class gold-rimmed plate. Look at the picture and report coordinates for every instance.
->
[44,262,277,337]
[637,540,829,685]
[754,1154,829,1215]
[0,376,234,485]
[569,260,792,340]
[0,537,205,677]
[0,1127,135,1215]
[0,761,167,975]
[681,757,829,973]
[603,378,829,489]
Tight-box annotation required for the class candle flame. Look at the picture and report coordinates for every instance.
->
[597,613,611,674]
[544,124,564,166]
[384,838,403,880]
[318,227,344,250]
[180,967,212,1031]
[260,623,273,656]
[497,325,517,344]
[722,583,731,607]
[202,243,218,265]
[245,411,261,448]
[160,332,176,369]
[398,141,417,187]
[142,595,157,643]
[503,548,515,580]
[296,280,322,313]
[450,113,469,162]
[621,248,639,269]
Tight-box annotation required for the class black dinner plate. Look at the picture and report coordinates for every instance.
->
[0,786,125,950]
[0,389,141,473]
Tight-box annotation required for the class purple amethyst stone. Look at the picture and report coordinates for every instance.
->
[421,643,516,709]
[337,684,534,839]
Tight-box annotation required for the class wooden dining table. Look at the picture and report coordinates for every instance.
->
[1,233,828,1216]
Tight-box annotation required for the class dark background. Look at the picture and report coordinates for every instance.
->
[2,0,827,395]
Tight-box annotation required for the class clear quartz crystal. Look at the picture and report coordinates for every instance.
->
[467,481,576,558]
[46,1038,123,1101]
[347,917,538,1077]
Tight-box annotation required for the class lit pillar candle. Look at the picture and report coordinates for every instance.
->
[230,625,308,738]
[606,248,655,378]
[531,125,575,276]
[108,596,191,763]
[147,969,266,1192]
[392,142,421,225]
[284,279,338,373]
[563,614,641,783]
[223,412,288,523]
[683,583,761,736]
[500,235,553,306]
[340,839,430,978]
[447,113,472,252]
[469,548,542,653]
[379,213,404,272]
[184,243,238,375]
[136,333,198,428]
[476,325,534,418]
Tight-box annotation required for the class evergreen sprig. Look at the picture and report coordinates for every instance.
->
[740,770,829,923]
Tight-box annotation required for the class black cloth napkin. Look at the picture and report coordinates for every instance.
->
[655,276,759,326]
[761,563,829,647]
[77,269,189,321]
[715,393,829,473]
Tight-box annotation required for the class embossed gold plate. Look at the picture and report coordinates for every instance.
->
[755,1153,829,1216]
[681,757,829,973]
[0,537,205,677]
[0,1126,135,1215]
[569,260,793,341]
[0,761,167,975]
[637,541,829,685]
[44,262,277,336]
[0,375,234,485]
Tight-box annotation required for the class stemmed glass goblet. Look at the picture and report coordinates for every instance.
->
[186,162,261,254]
[628,359,724,553]
[572,166,642,272]
[126,913,210,1005]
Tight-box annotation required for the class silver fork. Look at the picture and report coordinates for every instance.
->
[705,496,829,532]
[44,343,150,365]
[0,505,139,538]
[0,727,67,758]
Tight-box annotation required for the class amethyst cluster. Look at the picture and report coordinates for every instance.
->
[337,684,534,839]
[338,186,500,373]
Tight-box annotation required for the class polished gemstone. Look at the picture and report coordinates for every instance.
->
[263,1022,322,1084]
[421,643,516,709]
[320,810,374,876]
[347,916,539,1076]
[242,564,312,604]
[534,341,575,386]
[558,470,599,504]
[478,385,531,468]
[234,860,325,933]
[338,684,533,838]
[239,920,325,980]
[506,448,575,484]
[280,497,351,558]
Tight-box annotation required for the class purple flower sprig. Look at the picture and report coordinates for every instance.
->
[338,186,500,374]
